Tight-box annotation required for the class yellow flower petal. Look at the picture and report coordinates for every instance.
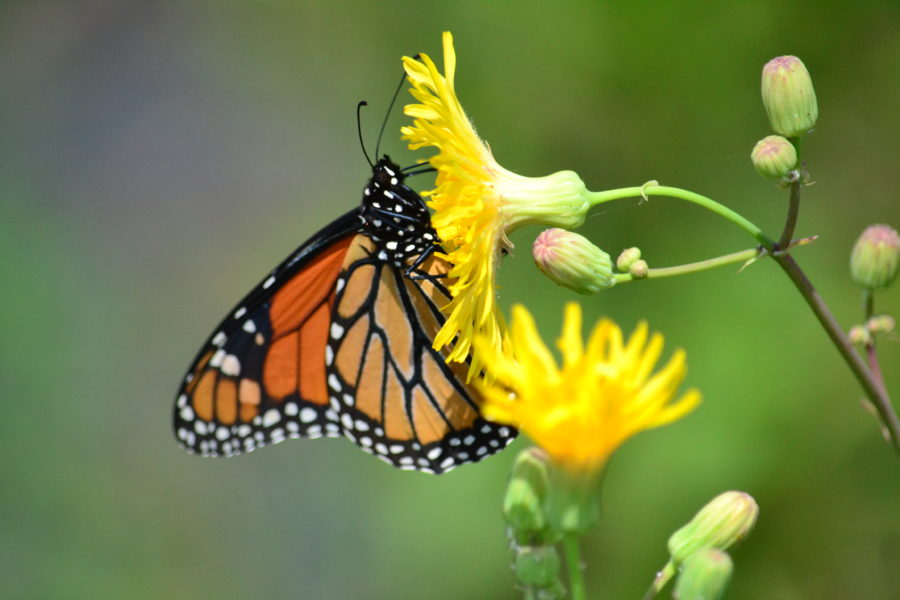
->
[402,32,592,377]
[474,303,701,474]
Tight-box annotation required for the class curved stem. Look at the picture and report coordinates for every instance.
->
[773,254,900,449]
[563,535,587,600]
[587,186,776,250]
[613,247,761,284]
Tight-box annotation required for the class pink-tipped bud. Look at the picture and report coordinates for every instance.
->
[848,325,872,347]
[850,225,900,290]
[533,228,614,295]
[866,314,895,337]
[751,135,797,179]
[761,56,818,137]
[629,259,649,279]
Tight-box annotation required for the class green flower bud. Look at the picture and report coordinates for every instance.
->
[751,135,797,179]
[629,259,649,279]
[667,491,758,566]
[850,225,900,290]
[533,228,615,295]
[674,548,733,600]
[504,448,552,544]
[761,56,818,137]
[867,314,896,336]
[616,247,642,271]
[513,546,562,588]
[848,325,872,347]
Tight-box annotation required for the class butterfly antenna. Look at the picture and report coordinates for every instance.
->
[374,68,409,160]
[357,101,373,167]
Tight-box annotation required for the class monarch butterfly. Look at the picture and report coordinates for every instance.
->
[173,154,517,474]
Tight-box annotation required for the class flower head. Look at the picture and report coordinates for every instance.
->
[402,32,591,376]
[474,303,701,474]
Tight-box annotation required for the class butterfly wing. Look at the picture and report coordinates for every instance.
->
[174,211,360,456]
[325,235,517,474]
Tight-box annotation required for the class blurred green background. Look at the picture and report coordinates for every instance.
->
[2,1,898,598]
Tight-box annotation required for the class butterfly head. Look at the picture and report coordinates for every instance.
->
[361,156,437,266]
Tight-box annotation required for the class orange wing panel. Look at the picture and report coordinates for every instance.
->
[298,301,331,405]
[269,237,353,336]
[264,332,299,400]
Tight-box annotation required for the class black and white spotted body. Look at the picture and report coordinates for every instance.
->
[359,156,437,269]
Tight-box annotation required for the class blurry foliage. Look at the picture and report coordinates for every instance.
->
[1,1,898,598]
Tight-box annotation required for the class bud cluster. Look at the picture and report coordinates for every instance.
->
[652,491,758,596]
[503,449,565,600]
[752,55,818,182]
[849,314,895,348]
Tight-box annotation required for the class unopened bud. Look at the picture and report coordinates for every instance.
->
[850,225,900,290]
[513,546,562,588]
[504,448,552,544]
[867,314,896,336]
[616,247,642,271]
[533,228,615,295]
[751,135,797,179]
[667,491,758,566]
[629,259,649,279]
[673,548,733,600]
[761,56,818,137]
[848,325,872,347]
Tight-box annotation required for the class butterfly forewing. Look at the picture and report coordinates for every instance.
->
[174,230,357,456]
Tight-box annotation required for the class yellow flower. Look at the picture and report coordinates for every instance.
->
[474,303,701,474]
[402,32,591,376]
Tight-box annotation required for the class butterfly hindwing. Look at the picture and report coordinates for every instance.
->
[325,235,517,474]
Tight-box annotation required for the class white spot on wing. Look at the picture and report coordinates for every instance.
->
[299,407,317,423]
[209,349,225,368]
[327,373,341,392]
[211,332,227,347]
[330,323,344,338]
[262,275,276,289]
[221,354,241,377]
[234,306,247,319]
[242,320,257,333]
[262,409,281,427]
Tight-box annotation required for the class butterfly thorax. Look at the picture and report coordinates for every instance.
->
[360,156,437,267]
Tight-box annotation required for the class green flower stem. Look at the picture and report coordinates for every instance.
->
[586,186,776,250]
[613,247,761,284]
[642,562,676,600]
[563,535,587,600]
